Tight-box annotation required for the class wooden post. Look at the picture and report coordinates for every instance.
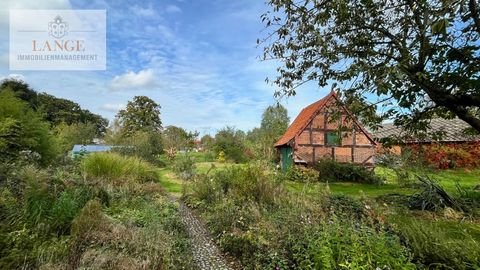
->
[352,127,356,162]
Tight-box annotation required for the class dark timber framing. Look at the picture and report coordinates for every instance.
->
[274,91,377,169]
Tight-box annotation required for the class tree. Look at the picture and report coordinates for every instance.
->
[55,122,97,154]
[260,104,289,139]
[200,134,215,151]
[0,79,38,108]
[116,96,162,136]
[261,0,480,134]
[38,93,108,135]
[248,105,289,161]
[0,79,108,135]
[0,91,57,164]
[113,130,164,164]
[163,125,198,151]
[213,127,247,163]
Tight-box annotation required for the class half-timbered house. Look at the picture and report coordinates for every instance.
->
[274,91,377,170]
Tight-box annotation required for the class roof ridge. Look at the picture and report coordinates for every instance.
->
[274,92,335,147]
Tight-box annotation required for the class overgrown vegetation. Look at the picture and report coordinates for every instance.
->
[184,164,419,269]
[0,153,195,269]
[82,152,157,183]
[315,158,384,184]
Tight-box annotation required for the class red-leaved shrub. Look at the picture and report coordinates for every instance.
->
[408,142,480,169]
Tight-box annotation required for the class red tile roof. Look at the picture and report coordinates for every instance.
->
[274,92,335,147]
[274,91,377,147]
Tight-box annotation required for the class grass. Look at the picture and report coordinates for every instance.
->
[285,180,417,198]
[158,157,246,197]
[158,168,183,196]
[284,167,480,199]
[431,169,480,190]
[196,161,244,174]
[82,152,157,183]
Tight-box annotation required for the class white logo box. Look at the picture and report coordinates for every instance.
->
[10,9,106,70]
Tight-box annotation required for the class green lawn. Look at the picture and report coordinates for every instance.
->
[285,167,479,198]
[285,181,416,198]
[157,168,183,196]
[431,169,480,190]
[158,157,479,200]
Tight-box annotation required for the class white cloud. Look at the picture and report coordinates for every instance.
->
[100,103,125,113]
[110,69,156,91]
[0,73,25,82]
[165,4,182,13]
[130,4,156,17]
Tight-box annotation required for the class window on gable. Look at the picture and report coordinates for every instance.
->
[326,131,340,146]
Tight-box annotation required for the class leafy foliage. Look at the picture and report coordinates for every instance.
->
[316,159,383,184]
[247,104,289,161]
[200,134,215,151]
[281,165,319,183]
[116,96,162,136]
[112,130,164,164]
[0,91,57,164]
[213,127,247,163]
[409,142,480,169]
[54,122,97,154]
[0,79,108,135]
[186,165,414,269]
[172,154,196,180]
[37,93,108,135]
[163,125,199,151]
[261,0,480,133]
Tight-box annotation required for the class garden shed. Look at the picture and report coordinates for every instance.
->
[275,91,377,170]
[71,144,113,158]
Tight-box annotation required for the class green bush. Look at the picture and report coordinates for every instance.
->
[392,216,480,269]
[172,154,196,180]
[196,164,284,206]
[0,90,58,165]
[112,130,164,165]
[316,158,383,184]
[282,166,319,183]
[0,165,96,269]
[286,220,415,269]
[81,152,157,183]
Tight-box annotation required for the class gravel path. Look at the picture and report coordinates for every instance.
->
[177,202,237,270]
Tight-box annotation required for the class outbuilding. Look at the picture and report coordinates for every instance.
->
[274,91,377,170]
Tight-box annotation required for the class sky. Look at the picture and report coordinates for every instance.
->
[0,0,330,135]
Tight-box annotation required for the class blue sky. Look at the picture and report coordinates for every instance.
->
[0,0,330,135]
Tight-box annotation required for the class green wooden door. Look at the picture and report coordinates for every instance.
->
[280,146,293,171]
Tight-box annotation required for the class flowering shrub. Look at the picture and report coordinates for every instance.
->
[408,142,480,169]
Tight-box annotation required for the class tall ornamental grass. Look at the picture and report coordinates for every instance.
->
[82,152,157,183]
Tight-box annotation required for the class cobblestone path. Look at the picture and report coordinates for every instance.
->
[177,203,236,270]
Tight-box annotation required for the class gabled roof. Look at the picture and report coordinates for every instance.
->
[274,92,334,147]
[374,118,480,143]
[274,91,376,147]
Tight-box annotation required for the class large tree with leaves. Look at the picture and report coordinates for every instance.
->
[260,0,480,133]
[116,96,162,136]
[163,125,199,151]
[248,104,289,160]
[0,79,108,135]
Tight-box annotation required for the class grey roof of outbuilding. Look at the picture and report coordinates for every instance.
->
[374,118,480,143]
